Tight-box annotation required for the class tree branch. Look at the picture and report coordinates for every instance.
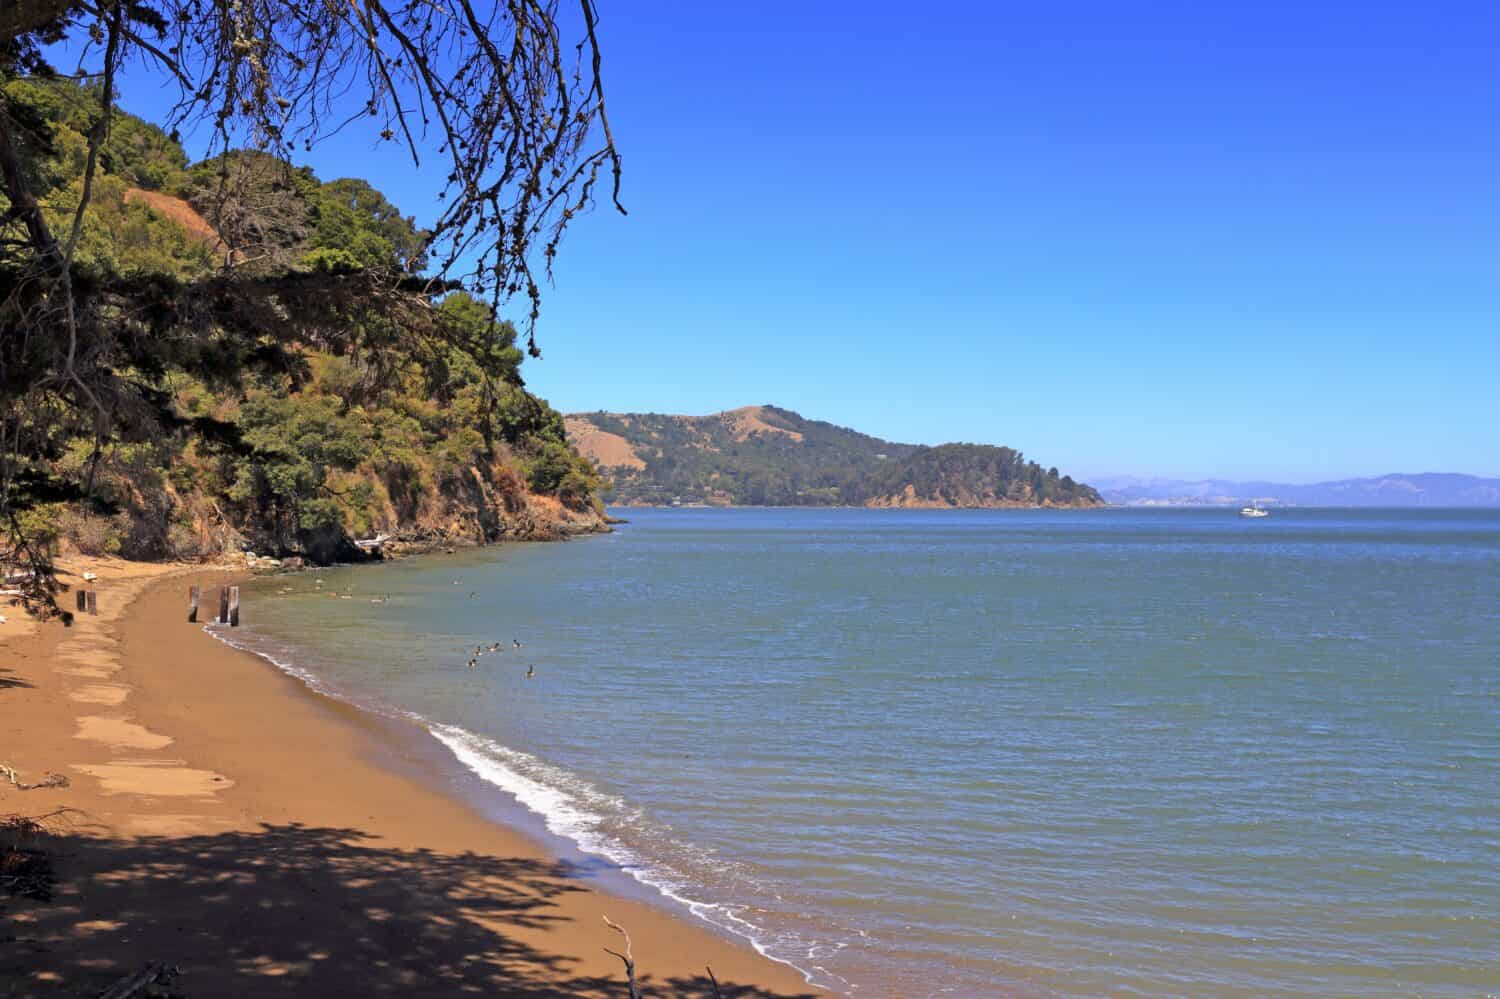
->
[602,915,640,999]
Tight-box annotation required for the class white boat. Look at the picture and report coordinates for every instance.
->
[1239,501,1270,518]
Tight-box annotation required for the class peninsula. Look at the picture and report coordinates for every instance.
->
[567,406,1102,508]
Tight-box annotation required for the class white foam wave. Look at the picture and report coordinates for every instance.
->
[426,722,829,990]
[203,625,331,693]
[428,722,640,865]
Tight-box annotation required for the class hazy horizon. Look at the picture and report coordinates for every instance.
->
[1078,469,1500,488]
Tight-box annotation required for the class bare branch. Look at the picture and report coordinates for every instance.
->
[602,915,641,999]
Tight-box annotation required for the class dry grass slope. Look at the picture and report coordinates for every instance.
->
[718,406,804,442]
[122,188,232,258]
[564,416,645,469]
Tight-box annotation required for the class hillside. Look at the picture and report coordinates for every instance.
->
[567,406,1101,508]
[2,80,606,568]
[1094,473,1500,508]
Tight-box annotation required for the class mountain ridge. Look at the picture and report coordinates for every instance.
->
[567,405,1102,508]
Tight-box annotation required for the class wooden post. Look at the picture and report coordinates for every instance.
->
[188,585,200,623]
[76,589,87,612]
[86,590,97,615]
[228,586,240,627]
[218,586,230,625]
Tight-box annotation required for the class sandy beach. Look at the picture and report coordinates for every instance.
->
[1,559,820,997]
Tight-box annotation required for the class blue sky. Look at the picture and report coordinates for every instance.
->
[91,2,1500,481]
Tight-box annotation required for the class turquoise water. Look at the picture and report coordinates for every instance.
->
[226,508,1500,996]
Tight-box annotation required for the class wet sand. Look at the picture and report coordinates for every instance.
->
[1,558,820,997]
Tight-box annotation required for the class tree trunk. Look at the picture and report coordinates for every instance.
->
[0,103,59,259]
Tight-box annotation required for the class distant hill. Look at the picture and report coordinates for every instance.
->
[566,406,1102,508]
[1094,473,1500,508]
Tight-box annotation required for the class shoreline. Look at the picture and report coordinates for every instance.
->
[605,502,1107,510]
[1,559,821,997]
[201,582,818,976]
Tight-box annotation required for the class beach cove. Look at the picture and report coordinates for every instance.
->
[0,556,820,997]
[6,508,1500,997]
[201,508,1500,997]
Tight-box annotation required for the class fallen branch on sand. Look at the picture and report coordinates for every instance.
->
[1,762,71,790]
[603,915,641,999]
[707,965,725,998]
[97,961,180,999]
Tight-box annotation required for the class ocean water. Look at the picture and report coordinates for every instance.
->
[223,508,1500,997]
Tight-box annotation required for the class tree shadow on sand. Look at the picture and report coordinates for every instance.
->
[1,822,819,998]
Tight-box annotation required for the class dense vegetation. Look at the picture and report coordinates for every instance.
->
[861,443,1097,507]
[5,80,604,566]
[571,406,1102,508]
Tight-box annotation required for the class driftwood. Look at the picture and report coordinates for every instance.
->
[97,961,176,999]
[353,534,391,552]
[0,763,69,790]
[602,916,640,999]
[707,965,725,998]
